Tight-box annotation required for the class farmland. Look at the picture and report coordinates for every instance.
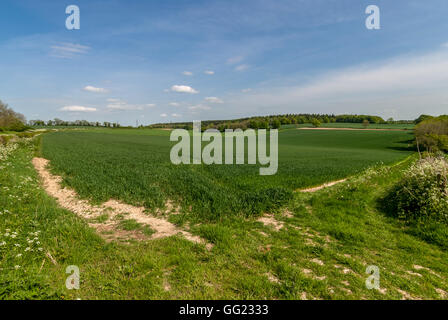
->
[2,127,448,300]
[40,128,414,221]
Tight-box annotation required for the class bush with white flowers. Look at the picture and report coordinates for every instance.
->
[392,156,448,223]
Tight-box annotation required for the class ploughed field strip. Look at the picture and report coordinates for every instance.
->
[32,157,207,246]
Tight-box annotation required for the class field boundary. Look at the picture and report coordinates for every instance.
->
[298,179,347,193]
[296,155,415,193]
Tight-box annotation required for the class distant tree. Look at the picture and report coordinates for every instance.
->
[260,120,269,129]
[311,119,321,127]
[280,117,290,125]
[414,114,434,124]
[249,120,259,129]
[296,116,305,124]
[271,119,281,129]
[53,118,64,126]
[415,115,448,153]
[0,100,27,131]
[362,119,370,129]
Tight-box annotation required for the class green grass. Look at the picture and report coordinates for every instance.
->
[2,136,447,300]
[41,129,414,221]
[118,219,155,236]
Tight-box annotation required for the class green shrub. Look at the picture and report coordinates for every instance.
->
[7,120,29,132]
[389,157,448,224]
[311,119,321,127]
[415,115,448,153]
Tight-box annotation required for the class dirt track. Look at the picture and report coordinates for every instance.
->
[32,157,208,246]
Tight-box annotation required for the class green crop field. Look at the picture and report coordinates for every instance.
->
[2,131,448,300]
[40,129,414,221]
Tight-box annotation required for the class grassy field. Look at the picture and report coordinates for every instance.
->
[40,129,414,222]
[1,133,447,300]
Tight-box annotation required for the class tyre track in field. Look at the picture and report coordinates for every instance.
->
[32,157,209,247]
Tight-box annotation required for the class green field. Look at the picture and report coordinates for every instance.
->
[2,133,448,300]
[41,129,414,221]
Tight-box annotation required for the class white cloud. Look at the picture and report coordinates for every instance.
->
[84,86,108,93]
[205,97,223,104]
[60,106,97,112]
[171,113,181,117]
[182,71,193,76]
[169,102,180,107]
[106,99,146,111]
[188,104,211,111]
[443,42,448,48]
[170,85,199,94]
[160,113,168,117]
[204,70,215,75]
[50,42,90,59]
[146,104,156,107]
[235,64,249,71]
[241,88,252,93]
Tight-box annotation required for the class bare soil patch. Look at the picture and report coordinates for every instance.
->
[32,157,207,246]
[257,214,284,231]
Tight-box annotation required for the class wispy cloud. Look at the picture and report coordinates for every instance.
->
[106,98,149,111]
[204,70,215,75]
[60,106,97,112]
[169,102,181,107]
[189,104,211,111]
[205,97,223,104]
[50,42,90,59]
[160,113,168,117]
[170,85,199,94]
[171,113,182,117]
[235,64,249,71]
[182,71,193,76]
[84,86,108,93]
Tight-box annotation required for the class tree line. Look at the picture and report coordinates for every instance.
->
[149,114,406,131]
[29,119,122,128]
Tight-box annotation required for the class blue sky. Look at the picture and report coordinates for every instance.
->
[1,0,448,125]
